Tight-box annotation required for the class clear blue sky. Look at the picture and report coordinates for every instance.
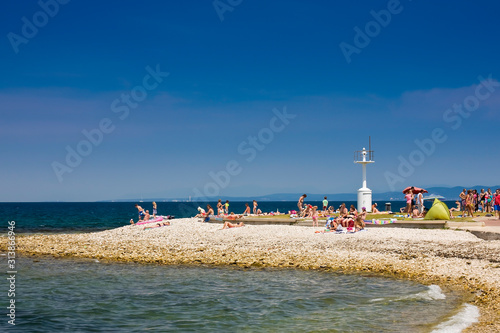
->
[1,0,499,202]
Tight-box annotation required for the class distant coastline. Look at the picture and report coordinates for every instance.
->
[103,185,500,203]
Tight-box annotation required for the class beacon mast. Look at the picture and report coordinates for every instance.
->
[354,138,374,212]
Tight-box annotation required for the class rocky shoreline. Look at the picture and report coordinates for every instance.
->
[3,218,500,332]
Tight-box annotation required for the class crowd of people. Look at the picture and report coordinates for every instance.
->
[399,187,427,218]
[296,194,366,231]
[131,202,158,223]
[135,188,500,230]
[401,187,500,219]
[458,188,500,218]
[194,199,286,221]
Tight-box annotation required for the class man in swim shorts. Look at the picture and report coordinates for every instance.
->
[459,189,467,215]
[135,204,145,221]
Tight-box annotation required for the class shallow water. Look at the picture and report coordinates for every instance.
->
[0,256,476,332]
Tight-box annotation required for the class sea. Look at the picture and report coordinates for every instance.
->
[0,201,479,332]
[0,200,456,233]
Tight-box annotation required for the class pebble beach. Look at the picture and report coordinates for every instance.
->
[4,218,500,332]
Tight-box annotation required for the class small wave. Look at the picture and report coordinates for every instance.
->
[413,285,446,301]
[431,303,480,333]
[371,285,446,303]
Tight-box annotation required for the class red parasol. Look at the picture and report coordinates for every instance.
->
[402,186,428,194]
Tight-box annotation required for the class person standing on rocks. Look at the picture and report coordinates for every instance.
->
[459,189,467,215]
[152,202,157,218]
[404,189,413,214]
[217,199,224,215]
[494,189,500,220]
[298,194,307,212]
[416,191,424,215]
[135,204,145,221]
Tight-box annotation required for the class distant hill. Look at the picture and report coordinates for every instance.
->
[106,185,500,202]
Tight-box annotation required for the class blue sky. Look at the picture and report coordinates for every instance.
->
[1,0,499,202]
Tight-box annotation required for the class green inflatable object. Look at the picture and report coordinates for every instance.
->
[424,198,450,220]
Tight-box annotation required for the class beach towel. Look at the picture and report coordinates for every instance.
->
[365,219,397,225]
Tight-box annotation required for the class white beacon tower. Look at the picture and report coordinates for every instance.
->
[354,140,374,212]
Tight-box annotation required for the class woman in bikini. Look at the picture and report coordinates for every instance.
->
[349,205,358,216]
[217,199,224,215]
[358,207,367,221]
[465,190,474,217]
[222,221,245,229]
[404,190,413,214]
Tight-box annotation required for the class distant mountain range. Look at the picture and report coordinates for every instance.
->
[106,185,500,202]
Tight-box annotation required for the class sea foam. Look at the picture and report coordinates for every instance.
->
[370,284,446,303]
[431,303,480,333]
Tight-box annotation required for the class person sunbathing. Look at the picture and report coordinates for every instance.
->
[412,207,423,218]
[300,205,312,218]
[227,212,243,220]
[349,205,358,216]
[339,203,348,217]
[338,215,354,228]
[371,203,391,214]
[243,203,251,215]
[358,207,367,221]
[221,221,245,229]
[449,201,461,212]
[354,216,365,231]
[195,207,206,218]
[143,222,170,230]
[326,217,339,230]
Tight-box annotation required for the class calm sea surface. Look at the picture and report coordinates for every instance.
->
[0,202,477,332]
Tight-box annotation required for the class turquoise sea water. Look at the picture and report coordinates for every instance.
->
[0,257,476,332]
